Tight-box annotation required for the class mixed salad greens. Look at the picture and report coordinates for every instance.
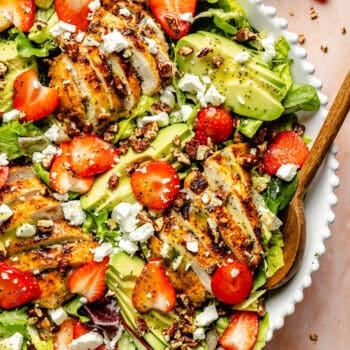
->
[0,0,320,349]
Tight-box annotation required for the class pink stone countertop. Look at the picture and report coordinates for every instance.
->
[263,1,350,349]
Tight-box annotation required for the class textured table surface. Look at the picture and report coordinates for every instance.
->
[263,1,350,349]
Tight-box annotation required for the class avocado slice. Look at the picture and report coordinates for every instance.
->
[0,41,37,113]
[81,123,192,211]
[107,252,174,349]
[175,31,288,121]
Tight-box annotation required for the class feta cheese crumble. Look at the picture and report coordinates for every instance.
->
[101,30,129,54]
[179,12,194,23]
[203,85,226,106]
[111,202,142,233]
[137,112,169,128]
[70,332,104,350]
[2,109,22,123]
[276,163,298,182]
[194,304,219,327]
[118,237,139,256]
[0,333,23,350]
[178,73,206,95]
[61,200,86,226]
[128,222,154,242]
[16,223,37,238]
[48,307,69,325]
[50,21,76,39]
[234,51,251,64]
[32,145,58,164]
[186,239,199,253]
[160,85,176,108]
[92,242,115,262]
[0,153,8,166]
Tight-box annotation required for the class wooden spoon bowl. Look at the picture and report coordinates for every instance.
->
[266,70,350,289]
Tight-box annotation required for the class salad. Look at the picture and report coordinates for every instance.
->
[0,0,321,349]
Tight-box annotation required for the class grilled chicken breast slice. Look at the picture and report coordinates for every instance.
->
[6,219,93,255]
[7,166,37,183]
[203,144,263,269]
[0,176,47,206]
[6,241,98,273]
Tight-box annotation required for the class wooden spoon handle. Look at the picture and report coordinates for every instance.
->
[297,70,350,195]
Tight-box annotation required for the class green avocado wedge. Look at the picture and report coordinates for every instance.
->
[80,123,192,211]
[175,31,288,121]
[107,252,174,350]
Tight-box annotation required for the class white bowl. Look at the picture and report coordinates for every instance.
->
[236,0,339,341]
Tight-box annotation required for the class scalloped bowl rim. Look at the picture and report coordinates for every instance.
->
[236,0,339,342]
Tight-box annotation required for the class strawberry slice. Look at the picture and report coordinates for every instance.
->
[148,0,197,40]
[0,0,35,32]
[0,165,9,190]
[131,160,180,210]
[0,261,41,309]
[132,259,176,313]
[50,142,94,194]
[69,134,119,177]
[13,70,60,122]
[54,319,74,350]
[263,130,309,175]
[195,106,234,145]
[55,0,92,31]
[218,311,259,350]
[68,257,109,303]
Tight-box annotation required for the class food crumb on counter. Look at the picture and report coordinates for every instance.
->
[310,7,319,20]
[289,9,295,16]
[298,34,306,44]
[309,332,319,342]
[341,26,347,34]
[320,44,328,53]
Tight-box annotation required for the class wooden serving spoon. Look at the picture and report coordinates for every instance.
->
[265,70,350,290]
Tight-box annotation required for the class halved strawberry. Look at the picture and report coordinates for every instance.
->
[194,106,234,145]
[0,0,35,32]
[50,142,94,194]
[13,70,60,122]
[69,134,119,177]
[131,160,180,210]
[263,130,309,175]
[148,0,197,40]
[0,165,9,190]
[132,259,176,313]
[54,319,74,350]
[218,311,259,350]
[68,257,109,303]
[0,261,41,309]
[55,0,92,31]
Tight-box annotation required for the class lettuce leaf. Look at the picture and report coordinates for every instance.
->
[27,326,53,350]
[0,308,29,341]
[265,229,284,278]
[0,120,45,160]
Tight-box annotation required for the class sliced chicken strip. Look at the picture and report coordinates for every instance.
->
[6,241,98,273]
[7,166,36,183]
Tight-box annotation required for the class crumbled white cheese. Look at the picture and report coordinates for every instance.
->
[234,51,251,64]
[119,8,131,17]
[16,223,37,238]
[261,36,276,62]
[160,85,176,108]
[160,242,172,259]
[186,239,199,253]
[178,73,206,95]
[48,307,69,325]
[44,124,67,144]
[118,237,139,256]
[92,242,115,262]
[0,333,23,350]
[61,200,86,226]
[171,104,193,122]
[194,304,219,327]
[179,12,194,23]
[70,332,104,350]
[88,0,101,13]
[50,20,76,38]
[137,112,169,128]
[144,37,158,55]
[53,192,69,202]
[129,222,154,242]
[111,202,142,233]
[276,163,298,182]
[258,205,283,231]
[0,153,8,166]
[193,327,206,340]
[76,31,85,43]
[2,109,22,123]
[82,35,100,47]
[203,85,226,107]
[101,30,129,54]
[32,145,58,164]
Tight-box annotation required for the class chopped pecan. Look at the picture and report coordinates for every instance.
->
[164,14,180,36]
[211,56,224,68]
[0,62,8,79]
[173,149,191,167]
[185,138,200,160]
[189,171,208,194]
[136,317,148,336]
[196,47,213,58]
[233,28,257,42]
[108,174,120,190]
[178,46,194,56]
